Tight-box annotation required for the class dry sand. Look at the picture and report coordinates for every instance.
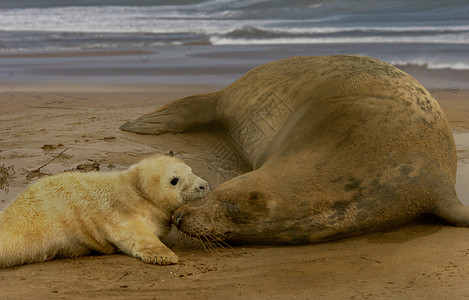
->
[1,83,469,299]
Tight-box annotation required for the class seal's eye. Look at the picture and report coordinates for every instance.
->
[170,178,179,186]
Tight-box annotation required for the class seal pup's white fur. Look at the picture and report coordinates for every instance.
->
[0,155,209,268]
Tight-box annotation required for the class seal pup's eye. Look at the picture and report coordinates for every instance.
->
[170,178,179,186]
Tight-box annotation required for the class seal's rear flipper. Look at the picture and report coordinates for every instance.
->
[433,195,469,227]
[120,93,220,135]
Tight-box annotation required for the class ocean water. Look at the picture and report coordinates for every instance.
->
[0,0,468,85]
[1,0,468,64]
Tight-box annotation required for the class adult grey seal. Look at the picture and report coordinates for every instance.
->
[121,55,469,244]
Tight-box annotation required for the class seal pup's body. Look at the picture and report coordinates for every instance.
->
[0,155,208,268]
[121,56,469,244]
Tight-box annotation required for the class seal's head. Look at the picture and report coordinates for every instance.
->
[134,155,209,212]
[172,173,302,244]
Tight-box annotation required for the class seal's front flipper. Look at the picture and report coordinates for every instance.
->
[108,219,179,265]
[433,194,469,227]
[120,92,220,135]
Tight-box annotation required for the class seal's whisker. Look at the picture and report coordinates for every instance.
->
[206,233,228,249]
[206,233,238,256]
[201,234,219,253]
[173,220,234,255]
[198,235,211,253]
[188,232,207,252]
[174,227,211,253]
[194,232,215,254]
[212,234,234,250]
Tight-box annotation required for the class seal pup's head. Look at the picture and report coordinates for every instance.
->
[132,155,209,212]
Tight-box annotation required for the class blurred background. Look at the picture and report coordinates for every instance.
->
[1,0,468,87]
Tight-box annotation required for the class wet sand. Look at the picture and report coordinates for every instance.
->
[2,45,469,89]
[1,80,469,298]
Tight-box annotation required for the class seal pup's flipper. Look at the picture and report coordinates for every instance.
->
[433,193,469,227]
[120,92,220,135]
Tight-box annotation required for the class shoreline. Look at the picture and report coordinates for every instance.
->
[2,45,469,89]
[0,50,156,58]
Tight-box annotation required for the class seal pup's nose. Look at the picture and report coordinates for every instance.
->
[197,180,209,193]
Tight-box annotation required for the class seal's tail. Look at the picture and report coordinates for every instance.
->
[120,92,220,135]
[432,193,469,227]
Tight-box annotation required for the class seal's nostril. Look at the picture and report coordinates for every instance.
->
[198,182,209,192]
[173,212,184,227]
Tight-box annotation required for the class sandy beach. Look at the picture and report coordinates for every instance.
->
[1,66,469,298]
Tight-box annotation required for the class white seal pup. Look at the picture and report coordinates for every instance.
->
[0,155,209,268]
